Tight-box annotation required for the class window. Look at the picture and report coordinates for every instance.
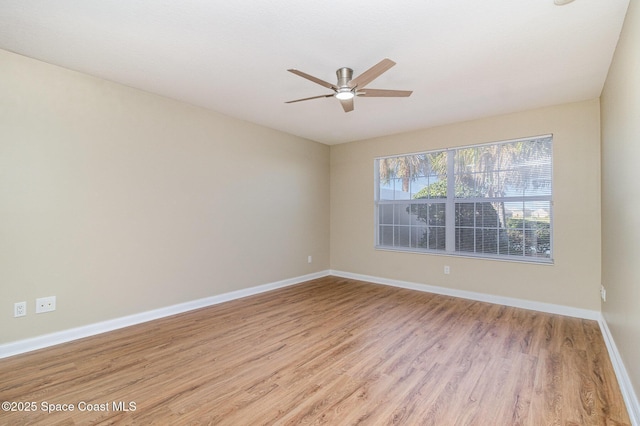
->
[375,135,553,263]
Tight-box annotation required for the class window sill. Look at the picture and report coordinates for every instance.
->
[374,245,554,265]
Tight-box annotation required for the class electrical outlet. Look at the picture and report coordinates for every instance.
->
[308,255,312,264]
[14,302,26,317]
[600,285,607,302]
[36,296,56,313]
[444,265,450,275]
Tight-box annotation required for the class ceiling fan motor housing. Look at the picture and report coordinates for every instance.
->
[336,67,354,88]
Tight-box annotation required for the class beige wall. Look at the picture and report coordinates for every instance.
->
[601,0,640,403]
[330,100,602,310]
[0,50,330,343]
[0,40,616,358]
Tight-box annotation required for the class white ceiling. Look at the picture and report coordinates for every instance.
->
[0,0,629,145]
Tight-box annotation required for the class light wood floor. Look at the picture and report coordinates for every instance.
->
[0,276,630,425]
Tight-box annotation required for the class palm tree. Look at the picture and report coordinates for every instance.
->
[453,138,552,227]
[379,138,551,200]
[454,138,552,196]
[378,152,447,193]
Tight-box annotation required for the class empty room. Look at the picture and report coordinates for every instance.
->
[1,0,639,424]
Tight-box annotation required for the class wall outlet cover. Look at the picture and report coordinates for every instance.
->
[36,296,56,313]
[14,301,27,317]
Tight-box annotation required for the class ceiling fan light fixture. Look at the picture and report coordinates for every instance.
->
[335,89,355,100]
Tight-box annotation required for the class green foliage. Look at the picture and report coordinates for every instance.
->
[506,218,551,255]
[412,179,482,199]
[412,180,447,199]
[408,181,550,257]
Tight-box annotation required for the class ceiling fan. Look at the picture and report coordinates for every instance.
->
[286,58,412,113]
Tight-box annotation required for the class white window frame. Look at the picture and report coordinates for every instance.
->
[374,135,553,264]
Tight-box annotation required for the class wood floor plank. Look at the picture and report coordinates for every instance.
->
[0,276,631,425]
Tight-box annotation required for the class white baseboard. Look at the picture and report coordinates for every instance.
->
[598,315,640,426]
[0,270,331,359]
[330,270,600,320]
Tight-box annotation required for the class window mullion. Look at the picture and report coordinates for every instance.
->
[445,149,455,253]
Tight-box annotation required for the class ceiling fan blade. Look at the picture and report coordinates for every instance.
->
[348,58,396,89]
[287,69,338,90]
[340,97,354,113]
[357,89,413,97]
[285,94,334,103]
